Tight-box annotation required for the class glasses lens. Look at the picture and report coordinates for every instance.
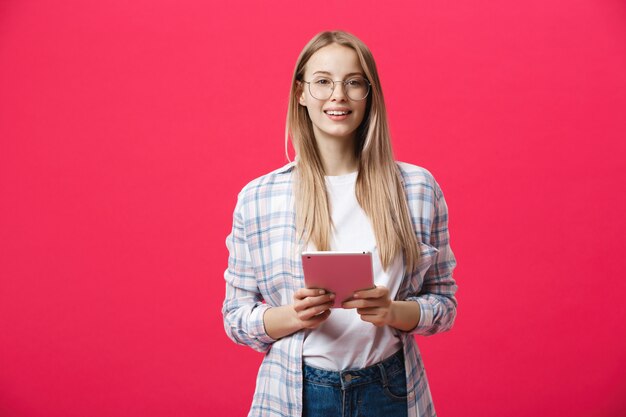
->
[309,77,333,100]
[345,78,370,101]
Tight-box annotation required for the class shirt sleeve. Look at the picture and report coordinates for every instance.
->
[222,192,276,353]
[406,181,458,336]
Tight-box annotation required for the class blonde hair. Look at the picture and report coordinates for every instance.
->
[285,30,420,273]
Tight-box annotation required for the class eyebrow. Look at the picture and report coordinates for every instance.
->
[312,71,365,78]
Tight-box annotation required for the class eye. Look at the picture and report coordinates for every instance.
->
[346,78,366,87]
[313,77,332,85]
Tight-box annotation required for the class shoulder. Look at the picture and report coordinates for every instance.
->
[236,162,296,206]
[395,161,441,197]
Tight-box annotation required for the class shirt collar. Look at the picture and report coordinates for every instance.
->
[275,161,296,174]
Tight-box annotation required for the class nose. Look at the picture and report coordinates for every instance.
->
[330,81,347,101]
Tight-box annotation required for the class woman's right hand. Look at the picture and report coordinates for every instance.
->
[263,288,334,340]
[292,288,335,330]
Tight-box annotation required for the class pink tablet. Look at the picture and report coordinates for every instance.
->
[301,251,375,308]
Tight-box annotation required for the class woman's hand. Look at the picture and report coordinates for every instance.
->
[342,285,422,331]
[342,285,393,327]
[263,288,334,340]
[292,288,335,330]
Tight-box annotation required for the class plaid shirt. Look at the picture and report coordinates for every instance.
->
[223,161,458,417]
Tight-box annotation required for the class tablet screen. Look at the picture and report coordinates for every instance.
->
[301,251,375,308]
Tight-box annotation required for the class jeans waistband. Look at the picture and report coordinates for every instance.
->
[303,349,405,389]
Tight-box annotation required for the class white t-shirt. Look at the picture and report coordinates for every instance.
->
[302,171,404,370]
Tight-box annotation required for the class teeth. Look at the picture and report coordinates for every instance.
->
[326,110,349,115]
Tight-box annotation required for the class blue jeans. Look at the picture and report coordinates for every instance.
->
[302,349,408,417]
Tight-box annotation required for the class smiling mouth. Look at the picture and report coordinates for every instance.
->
[324,110,352,116]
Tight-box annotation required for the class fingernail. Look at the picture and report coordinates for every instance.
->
[353,293,359,298]
[319,289,325,294]
[329,293,335,299]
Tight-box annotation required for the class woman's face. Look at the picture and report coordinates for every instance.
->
[298,43,368,145]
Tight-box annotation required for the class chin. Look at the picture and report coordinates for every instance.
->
[328,132,357,141]
[325,127,359,138]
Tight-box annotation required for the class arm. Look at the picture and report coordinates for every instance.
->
[222,195,275,353]
[406,181,458,336]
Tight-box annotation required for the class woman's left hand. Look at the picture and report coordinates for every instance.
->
[342,285,394,327]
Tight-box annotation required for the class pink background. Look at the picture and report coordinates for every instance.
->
[1,1,625,416]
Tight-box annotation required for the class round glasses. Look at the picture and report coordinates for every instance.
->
[302,76,371,101]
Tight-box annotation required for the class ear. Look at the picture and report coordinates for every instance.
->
[296,81,306,106]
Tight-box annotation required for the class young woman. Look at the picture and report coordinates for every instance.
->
[223,30,458,417]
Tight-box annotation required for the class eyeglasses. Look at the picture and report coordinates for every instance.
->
[302,76,371,101]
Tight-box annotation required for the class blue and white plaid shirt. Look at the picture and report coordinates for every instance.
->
[223,161,458,417]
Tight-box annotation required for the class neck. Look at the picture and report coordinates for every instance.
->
[315,135,359,176]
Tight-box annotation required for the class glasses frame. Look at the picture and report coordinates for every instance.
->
[302,77,372,101]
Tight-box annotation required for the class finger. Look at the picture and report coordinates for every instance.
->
[297,301,334,321]
[302,309,331,329]
[353,285,388,300]
[356,307,389,327]
[356,307,380,315]
[294,288,328,300]
[342,299,380,309]
[294,293,335,312]
[358,314,386,327]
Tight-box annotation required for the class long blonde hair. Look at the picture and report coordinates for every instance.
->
[286,30,420,273]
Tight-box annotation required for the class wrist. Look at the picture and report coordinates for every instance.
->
[288,304,304,332]
[264,305,303,340]
[388,300,420,332]
[388,301,399,327]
